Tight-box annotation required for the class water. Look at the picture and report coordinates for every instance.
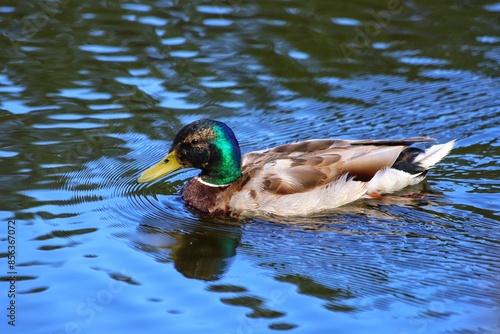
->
[1,0,499,333]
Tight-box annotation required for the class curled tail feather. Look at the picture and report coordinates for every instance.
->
[416,140,456,170]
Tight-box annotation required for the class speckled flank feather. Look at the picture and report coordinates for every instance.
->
[229,173,366,216]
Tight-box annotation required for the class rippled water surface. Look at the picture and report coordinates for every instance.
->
[1,0,499,333]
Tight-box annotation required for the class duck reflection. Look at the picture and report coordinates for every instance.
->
[134,221,241,281]
[132,181,443,281]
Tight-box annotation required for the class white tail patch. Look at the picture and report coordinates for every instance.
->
[415,140,456,169]
[366,168,424,195]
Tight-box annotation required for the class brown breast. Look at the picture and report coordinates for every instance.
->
[181,178,230,214]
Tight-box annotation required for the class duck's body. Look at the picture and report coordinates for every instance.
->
[138,119,455,217]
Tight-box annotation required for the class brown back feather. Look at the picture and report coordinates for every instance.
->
[240,137,435,197]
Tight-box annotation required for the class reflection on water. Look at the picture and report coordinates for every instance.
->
[135,222,240,281]
[1,0,499,333]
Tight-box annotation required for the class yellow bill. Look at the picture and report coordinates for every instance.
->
[137,151,182,183]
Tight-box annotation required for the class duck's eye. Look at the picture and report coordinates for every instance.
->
[191,139,199,145]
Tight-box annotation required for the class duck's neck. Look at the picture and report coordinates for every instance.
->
[200,125,242,186]
[200,154,241,186]
[197,175,235,187]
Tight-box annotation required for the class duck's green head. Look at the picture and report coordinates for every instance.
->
[138,119,242,186]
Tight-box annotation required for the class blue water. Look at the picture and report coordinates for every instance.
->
[0,0,499,333]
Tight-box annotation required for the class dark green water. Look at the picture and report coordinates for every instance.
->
[1,0,499,333]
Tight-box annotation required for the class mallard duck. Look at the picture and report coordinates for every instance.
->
[138,119,455,216]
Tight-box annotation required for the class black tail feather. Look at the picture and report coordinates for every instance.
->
[392,147,427,175]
